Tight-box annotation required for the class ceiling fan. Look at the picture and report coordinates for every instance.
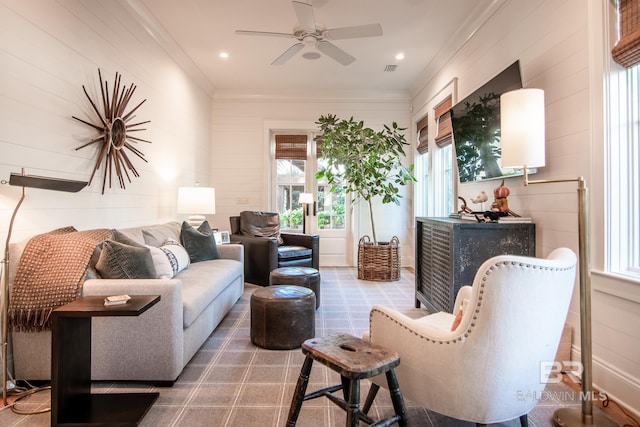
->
[235,1,382,66]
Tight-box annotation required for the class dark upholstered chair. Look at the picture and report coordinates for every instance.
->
[230,211,319,286]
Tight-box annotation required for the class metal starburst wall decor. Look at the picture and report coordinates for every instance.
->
[73,69,151,194]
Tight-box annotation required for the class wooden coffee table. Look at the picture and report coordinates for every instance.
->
[51,295,160,427]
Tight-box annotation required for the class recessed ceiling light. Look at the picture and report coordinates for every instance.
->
[395,53,405,61]
[219,52,229,59]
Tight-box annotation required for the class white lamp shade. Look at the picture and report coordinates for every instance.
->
[500,88,546,168]
[299,192,314,204]
[177,187,216,215]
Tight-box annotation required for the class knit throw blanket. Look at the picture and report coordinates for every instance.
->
[8,226,112,332]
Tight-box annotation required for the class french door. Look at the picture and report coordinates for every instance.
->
[273,132,351,266]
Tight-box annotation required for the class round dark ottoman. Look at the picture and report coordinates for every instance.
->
[269,267,321,308]
[250,285,316,350]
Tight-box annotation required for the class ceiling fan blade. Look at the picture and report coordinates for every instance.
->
[316,41,355,66]
[271,43,304,65]
[235,30,295,39]
[292,1,316,31]
[324,23,383,40]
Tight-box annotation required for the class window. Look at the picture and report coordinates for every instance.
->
[607,64,640,277]
[275,135,307,230]
[607,0,640,278]
[434,96,454,216]
[414,90,456,218]
[415,115,430,217]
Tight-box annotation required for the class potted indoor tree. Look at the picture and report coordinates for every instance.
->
[315,114,416,281]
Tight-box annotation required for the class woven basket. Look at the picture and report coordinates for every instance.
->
[357,235,400,282]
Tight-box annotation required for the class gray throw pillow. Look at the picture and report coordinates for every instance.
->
[95,239,157,279]
[113,229,145,247]
[180,221,219,263]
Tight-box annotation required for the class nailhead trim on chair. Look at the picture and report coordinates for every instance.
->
[370,260,575,345]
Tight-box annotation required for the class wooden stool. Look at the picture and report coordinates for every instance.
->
[287,333,407,427]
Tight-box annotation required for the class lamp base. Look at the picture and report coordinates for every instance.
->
[186,215,206,228]
[553,406,620,427]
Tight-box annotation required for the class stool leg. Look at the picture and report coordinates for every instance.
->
[340,375,350,401]
[385,369,407,427]
[362,382,379,415]
[286,356,314,427]
[345,378,360,427]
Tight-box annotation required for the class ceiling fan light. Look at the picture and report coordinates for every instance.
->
[302,51,321,60]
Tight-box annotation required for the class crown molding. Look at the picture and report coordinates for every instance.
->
[120,0,215,97]
[409,0,507,99]
[211,88,411,103]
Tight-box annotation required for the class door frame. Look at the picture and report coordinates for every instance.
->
[265,120,353,266]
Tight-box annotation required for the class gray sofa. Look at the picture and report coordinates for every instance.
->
[9,221,244,384]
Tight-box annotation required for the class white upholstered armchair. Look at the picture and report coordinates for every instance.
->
[365,248,577,426]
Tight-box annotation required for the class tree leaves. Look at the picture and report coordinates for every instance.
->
[314,114,417,243]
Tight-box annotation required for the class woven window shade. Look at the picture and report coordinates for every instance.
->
[434,96,453,147]
[275,135,308,160]
[612,0,640,68]
[416,115,429,154]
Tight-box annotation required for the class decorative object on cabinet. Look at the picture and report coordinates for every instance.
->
[415,217,535,313]
[457,196,472,214]
[177,185,216,227]
[500,88,619,427]
[314,114,416,281]
[491,179,519,216]
[73,69,151,194]
[1,169,87,406]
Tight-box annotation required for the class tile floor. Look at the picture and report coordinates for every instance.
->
[1,267,582,426]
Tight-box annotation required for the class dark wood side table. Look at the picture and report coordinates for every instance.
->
[51,295,160,427]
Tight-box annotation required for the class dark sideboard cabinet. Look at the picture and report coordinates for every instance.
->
[415,217,535,313]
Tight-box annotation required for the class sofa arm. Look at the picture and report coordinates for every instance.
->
[217,243,243,263]
[281,232,320,269]
[82,278,184,382]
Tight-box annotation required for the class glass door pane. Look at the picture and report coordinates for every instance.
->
[315,162,345,231]
[276,159,305,231]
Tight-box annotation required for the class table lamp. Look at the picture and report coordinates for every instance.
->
[177,186,216,227]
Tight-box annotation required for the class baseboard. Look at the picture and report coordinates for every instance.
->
[571,345,640,419]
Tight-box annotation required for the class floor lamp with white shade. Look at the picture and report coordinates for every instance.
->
[299,192,314,234]
[500,88,618,427]
[1,169,88,406]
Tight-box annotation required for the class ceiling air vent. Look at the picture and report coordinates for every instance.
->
[384,65,397,72]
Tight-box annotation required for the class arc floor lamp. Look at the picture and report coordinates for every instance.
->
[500,88,618,427]
[1,169,87,406]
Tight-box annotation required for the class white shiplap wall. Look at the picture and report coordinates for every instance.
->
[0,0,214,246]
[411,0,639,415]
